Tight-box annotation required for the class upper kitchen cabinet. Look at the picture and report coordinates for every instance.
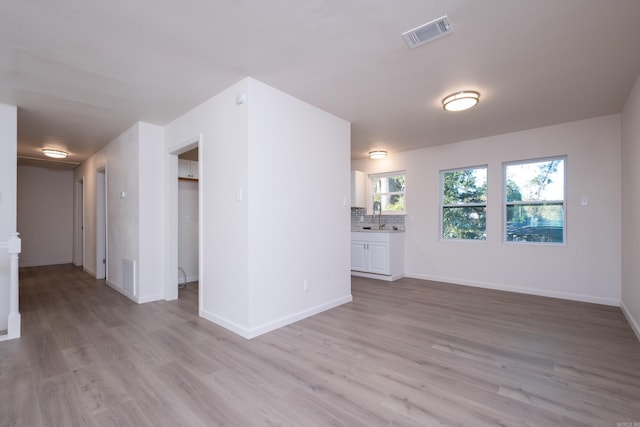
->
[178,159,198,180]
[351,170,366,208]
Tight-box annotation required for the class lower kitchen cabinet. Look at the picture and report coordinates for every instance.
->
[351,231,404,281]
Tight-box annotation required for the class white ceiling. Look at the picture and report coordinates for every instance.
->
[2,0,640,168]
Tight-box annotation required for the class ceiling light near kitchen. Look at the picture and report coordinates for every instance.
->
[369,150,388,159]
[442,91,480,112]
[42,149,68,159]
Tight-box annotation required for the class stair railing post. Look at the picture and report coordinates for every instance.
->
[7,232,21,340]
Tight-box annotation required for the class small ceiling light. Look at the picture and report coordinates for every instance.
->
[369,150,387,160]
[42,149,68,159]
[442,91,480,112]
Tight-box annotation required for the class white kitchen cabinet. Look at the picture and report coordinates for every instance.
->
[351,170,366,208]
[351,231,404,281]
[350,241,389,275]
[178,159,198,180]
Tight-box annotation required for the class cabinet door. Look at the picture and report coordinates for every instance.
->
[367,242,389,275]
[178,159,190,178]
[178,159,198,179]
[350,242,367,271]
[188,160,198,179]
[351,171,366,208]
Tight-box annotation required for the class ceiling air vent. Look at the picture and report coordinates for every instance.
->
[402,15,452,49]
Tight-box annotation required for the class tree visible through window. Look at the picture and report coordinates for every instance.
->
[441,166,487,240]
[371,172,405,214]
[505,157,565,243]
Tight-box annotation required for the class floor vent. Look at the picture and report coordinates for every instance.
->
[123,258,136,295]
[402,15,452,48]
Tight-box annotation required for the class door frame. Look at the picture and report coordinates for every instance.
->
[73,177,84,267]
[166,135,201,310]
[96,168,107,280]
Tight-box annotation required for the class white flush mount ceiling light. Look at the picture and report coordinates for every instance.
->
[42,149,68,159]
[369,150,387,160]
[442,91,480,112]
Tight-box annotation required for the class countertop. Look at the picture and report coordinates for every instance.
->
[351,228,405,233]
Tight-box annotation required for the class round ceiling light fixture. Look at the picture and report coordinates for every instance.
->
[369,150,387,160]
[442,91,480,112]
[42,149,68,159]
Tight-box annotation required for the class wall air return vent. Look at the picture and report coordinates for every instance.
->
[402,15,452,49]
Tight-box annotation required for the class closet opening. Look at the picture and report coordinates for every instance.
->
[175,144,200,309]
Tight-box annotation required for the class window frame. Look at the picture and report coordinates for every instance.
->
[369,170,406,215]
[440,165,488,241]
[503,155,567,245]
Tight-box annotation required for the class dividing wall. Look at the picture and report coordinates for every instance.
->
[165,77,352,338]
[622,73,640,339]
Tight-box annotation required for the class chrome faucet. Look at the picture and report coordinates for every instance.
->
[373,201,385,229]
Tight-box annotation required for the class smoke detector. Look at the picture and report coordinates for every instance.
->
[402,16,452,49]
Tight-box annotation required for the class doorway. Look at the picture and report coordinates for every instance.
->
[177,147,199,307]
[96,169,107,280]
[74,178,84,267]
[167,136,201,311]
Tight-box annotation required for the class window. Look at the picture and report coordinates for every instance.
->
[504,157,565,244]
[441,166,487,240]
[371,171,405,214]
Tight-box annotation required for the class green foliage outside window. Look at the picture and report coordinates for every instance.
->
[441,168,487,240]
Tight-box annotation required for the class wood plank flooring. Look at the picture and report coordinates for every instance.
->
[1,264,639,426]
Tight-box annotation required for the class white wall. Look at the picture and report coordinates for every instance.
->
[353,115,622,305]
[0,103,17,331]
[101,124,139,293]
[165,77,352,338]
[178,179,198,282]
[621,73,640,339]
[74,148,106,278]
[138,123,165,302]
[17,166,74,267]
[246,78,352,334]
[165,79,251,328]
[74,122,165,303]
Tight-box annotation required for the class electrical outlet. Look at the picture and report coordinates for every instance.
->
[304,279,311,292]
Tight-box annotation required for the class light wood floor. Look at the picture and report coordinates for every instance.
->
[1,265,639,426]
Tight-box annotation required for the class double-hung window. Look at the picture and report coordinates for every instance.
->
[441,166,487,240]
[371,171,406,214]
[504,157,565,244]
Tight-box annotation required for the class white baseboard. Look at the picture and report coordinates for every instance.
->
[106,280,137,303]
[83,266,97,278]
[105,280,164,304]
[404,272,620,307]
[621,301,640,342]
[198,310,253,339]
[18,259,73,268]
[200,294,353,339]
[138,294,164,304]
[351,271,404,282]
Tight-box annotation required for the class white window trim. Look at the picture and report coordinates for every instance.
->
[440,165,488,241]
[503,155,567,245]
[370,170,406,215]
